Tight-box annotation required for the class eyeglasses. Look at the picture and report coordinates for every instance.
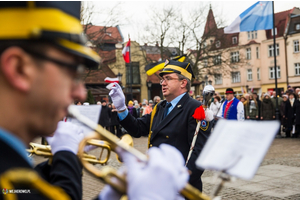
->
[23,48,84,72]
[23,48,85,83]
[160,77,181,85]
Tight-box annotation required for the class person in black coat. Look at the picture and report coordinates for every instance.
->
[253,93,261,120]
[280,95,288,133]
[294,94,300,138]
[110,104,122,137]
[285,93,297,138]
[109,60,213,193]
[98,100,112,130]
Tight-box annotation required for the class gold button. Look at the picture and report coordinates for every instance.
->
[166,136,169,138]
[149,144,152,147]
[150,131,153,134]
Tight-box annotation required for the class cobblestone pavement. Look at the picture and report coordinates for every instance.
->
[31,136,300,200]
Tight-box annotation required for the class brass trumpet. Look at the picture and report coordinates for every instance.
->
[27,135,133,165]
[68,107,211,200]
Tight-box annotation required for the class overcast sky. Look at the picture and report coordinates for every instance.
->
[89,1,300,44]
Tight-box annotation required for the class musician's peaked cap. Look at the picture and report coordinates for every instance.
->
[159,59,195,81]
[0,1,100,68]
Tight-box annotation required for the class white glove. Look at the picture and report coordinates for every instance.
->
[120,144,189,200]
[98,185,122,200]
[109,83,126,111]
[205,109,214,122]
[46,121,84,155]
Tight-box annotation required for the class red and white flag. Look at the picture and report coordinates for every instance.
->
[241,86,245,94]
[104,77,119,84]
[122,39,130,63]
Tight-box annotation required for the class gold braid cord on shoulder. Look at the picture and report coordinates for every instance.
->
[0,168,70,200]
[148,103,158,148]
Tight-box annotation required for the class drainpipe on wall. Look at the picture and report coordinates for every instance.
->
[284,36,289,90]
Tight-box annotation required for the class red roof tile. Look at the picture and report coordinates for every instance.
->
[266,9,292,39]
[83,25,123,43]
[84,64,116,84]
[204,9,218,36]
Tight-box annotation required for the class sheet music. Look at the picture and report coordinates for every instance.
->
[196,119,280,180]
[65,105,101,136]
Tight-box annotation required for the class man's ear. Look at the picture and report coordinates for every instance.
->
[181,79,188,89]
[0,47,35,92]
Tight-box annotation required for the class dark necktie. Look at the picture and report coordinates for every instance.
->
[163,103,172,119]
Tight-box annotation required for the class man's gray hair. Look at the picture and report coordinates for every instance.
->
[177,74,191,92]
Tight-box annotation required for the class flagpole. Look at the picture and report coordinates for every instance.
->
[272,1,280,137]
[129,34,133,101]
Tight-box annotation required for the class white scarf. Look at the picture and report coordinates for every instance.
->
[290,98,295,107]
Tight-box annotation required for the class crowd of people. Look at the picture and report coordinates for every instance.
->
[194,87,300,138]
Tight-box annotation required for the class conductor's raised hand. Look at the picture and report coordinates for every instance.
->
[109,83,126,111]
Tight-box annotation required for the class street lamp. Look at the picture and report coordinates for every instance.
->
[117,72,123,83]
[246,85,249,93]
[147,80,152,100]
[204,75,208,85]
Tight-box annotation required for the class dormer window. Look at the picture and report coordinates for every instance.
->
[215,40,221,48]
[296,24,300,31]
[271,28,277,36]
[232,36,237,44]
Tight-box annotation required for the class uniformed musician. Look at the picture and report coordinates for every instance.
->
[109,60,213,193]
[0,2,191,200]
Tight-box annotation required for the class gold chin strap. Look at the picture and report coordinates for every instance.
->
[0,168,70,200]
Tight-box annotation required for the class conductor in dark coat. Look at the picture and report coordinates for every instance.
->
[109,60,213,192]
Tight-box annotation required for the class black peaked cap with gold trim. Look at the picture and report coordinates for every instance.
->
[159,60,195,81]
[0,1,100,69]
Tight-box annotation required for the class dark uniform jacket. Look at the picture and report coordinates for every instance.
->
[119,92,211,191]
[0,139,82,200]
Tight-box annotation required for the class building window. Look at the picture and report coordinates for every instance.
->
[268,44,279,57]
[215,40,221,48]
[271,28,277,36]
[247,69,252,81]
[294,40,299,53]
[256,47,259,59]
[231,71,241,83]
[126,62,140,84]
[247,31,257,40]
[215,74,222,85]
[296,24,300,31]
[214,55,221,65]
[246,48,251,60]
[269,66,281,79]
[295,63,300,75]
[231,51,239,63]
[232,36,237,44]
[257,68,260,80]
